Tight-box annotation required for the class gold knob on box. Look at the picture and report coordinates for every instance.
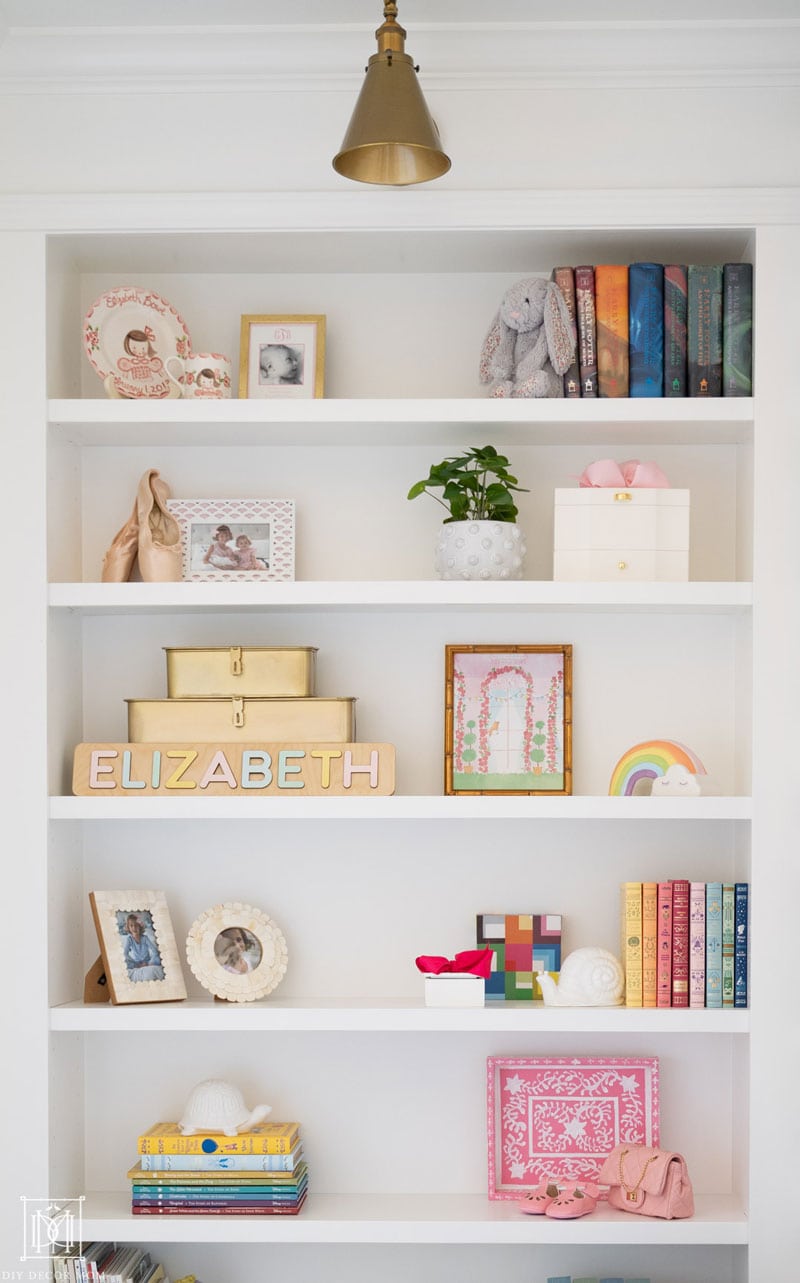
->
[618,561,628,570]
[614,491,633,502]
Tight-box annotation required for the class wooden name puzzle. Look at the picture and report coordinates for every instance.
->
[73,742,396,797]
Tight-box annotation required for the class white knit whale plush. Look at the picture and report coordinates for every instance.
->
[479,276,575,398]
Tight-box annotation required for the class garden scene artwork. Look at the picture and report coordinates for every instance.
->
[445,645,572,795]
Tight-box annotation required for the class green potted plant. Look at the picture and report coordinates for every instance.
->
[407,444,528,580]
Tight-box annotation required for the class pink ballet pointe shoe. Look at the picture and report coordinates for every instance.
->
[136,468,183,582]
[101,497,139,582]
[545,1182,599,1219]
[518,1181,560,1214]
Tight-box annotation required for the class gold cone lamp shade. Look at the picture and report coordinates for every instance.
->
[333,2,451,186]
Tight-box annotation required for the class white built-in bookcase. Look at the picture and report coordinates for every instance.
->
[6,189,799,1283]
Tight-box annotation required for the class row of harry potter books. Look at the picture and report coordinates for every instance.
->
[129,1120,306,1215]
[53,1244,169,1283]
[621,880,749,1009]
[553,263,752,398]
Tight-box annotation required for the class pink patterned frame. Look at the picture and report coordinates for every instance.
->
[167,498,295,582]
[487,1055,659,1197]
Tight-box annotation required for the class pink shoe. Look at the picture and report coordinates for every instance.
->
[545,1182,599,1219]
[518,1181,560,1214]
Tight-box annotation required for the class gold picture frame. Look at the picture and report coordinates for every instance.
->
[88,889,187,1005]
[186,901,289,1003]
[445,644,573,796]
[239,314,325,399]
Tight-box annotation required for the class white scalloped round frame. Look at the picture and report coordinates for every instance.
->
[186,901,288,1003]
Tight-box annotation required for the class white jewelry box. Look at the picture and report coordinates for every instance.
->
[553,487,690,581]
[423,974,485,1007]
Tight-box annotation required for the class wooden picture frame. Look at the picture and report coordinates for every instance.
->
[166,498,295,582]
[445,644,572,796]
[186,901,288,1003]
[88,889,187,1005]
[239,314,325,399]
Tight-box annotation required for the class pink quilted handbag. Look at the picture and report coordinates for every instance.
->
[598,1144,695,1219]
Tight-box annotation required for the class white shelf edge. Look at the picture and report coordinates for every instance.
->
[77,1191,748,1245]
[48,580,754,615]
[48,795,753,821]
[49,997,749,1034]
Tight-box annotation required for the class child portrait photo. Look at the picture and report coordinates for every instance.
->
[167,498,296,581]
[239,314,325,399]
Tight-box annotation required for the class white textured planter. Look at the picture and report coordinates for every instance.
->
[434,520,526,581]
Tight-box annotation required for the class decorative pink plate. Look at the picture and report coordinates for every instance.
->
[487,1055,659,1197]
[83,286,192,399]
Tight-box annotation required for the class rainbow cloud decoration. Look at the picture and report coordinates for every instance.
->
[608,740,707,796]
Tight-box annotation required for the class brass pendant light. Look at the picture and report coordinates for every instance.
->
[333,1,451,186]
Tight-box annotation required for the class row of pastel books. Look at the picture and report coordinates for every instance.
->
[53,1244,165,1283]
[130,1120,306,1215]
[622,880,748,1009]
[552,262,752,398]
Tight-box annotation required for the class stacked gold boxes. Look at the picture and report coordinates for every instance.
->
[126,646,356,741]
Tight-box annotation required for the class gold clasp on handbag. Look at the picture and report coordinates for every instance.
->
[614,491,633,502]
[229,646,243,676]
[231,697,245,728]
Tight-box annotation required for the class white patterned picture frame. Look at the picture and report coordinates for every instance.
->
[167,498,295,582]
[186,901,289,1003]
[88,889,188,1005]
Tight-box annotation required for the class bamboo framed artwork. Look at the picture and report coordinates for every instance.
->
[445,645,572,795]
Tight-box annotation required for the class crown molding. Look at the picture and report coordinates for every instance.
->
[0,19,798,94]
[0,187,798,233]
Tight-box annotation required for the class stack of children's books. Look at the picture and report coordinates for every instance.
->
[53,1243,163,1283]
[128,1119,307,1216]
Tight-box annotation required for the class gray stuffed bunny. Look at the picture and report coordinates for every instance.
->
[479,276,576,397]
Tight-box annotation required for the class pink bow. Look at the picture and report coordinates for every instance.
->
[578,459,670,488]
[415,948,493,978]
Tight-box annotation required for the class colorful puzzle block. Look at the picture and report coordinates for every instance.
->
[477,913,562,1000]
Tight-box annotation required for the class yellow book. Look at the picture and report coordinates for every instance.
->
[137,1121,300,1155]
[621,882,643,1007]
[642,881,658,1008]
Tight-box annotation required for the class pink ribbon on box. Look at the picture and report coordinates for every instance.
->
[415,947,493,978]
[578,458,670,488]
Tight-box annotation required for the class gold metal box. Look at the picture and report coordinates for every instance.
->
[165,646,317,698]
[127,696,356,743]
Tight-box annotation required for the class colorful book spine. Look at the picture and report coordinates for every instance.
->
[688,264,723,396]
[553,266,581,398]
[629,262,664,396]
[705,881,723,1008]
[137,1121,300,1154]
[596,265,629,397]
[689,881,706,1008]
[722,882,735,1007]
[132,1200,306,1215]
[671,879,690,1007]
[642,881,658,1008]
[723,262,753,396]
[664,265,688,396]
[656,881,673,1008]
[734,882,749,1008]
[575,265,598,396]
[622,881,643,1007]
[139,1150,301,1171]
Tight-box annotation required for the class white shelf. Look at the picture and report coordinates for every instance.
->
[48,580,753,616]
[77,1190,748,1245]
[50,997,749,1033]
[47,396,754,448]
[49,795,753,821]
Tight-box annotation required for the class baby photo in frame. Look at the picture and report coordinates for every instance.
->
[239,314,325,399]
[88,889,187,1005]
[166,498,295,582]
[445,644,572,796]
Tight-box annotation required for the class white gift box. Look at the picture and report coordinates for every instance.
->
[553,487,690,582]
[423,974,485,1007]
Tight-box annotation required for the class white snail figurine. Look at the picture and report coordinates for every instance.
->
[537,947,625,1007]
[178,1079,272,1136]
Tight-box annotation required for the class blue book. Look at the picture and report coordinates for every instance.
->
[140,1148,301,1171]
[629,262,664,396]
[705,881,723,1007]
[734,882,749,1007]
[546,1278,571,1283]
